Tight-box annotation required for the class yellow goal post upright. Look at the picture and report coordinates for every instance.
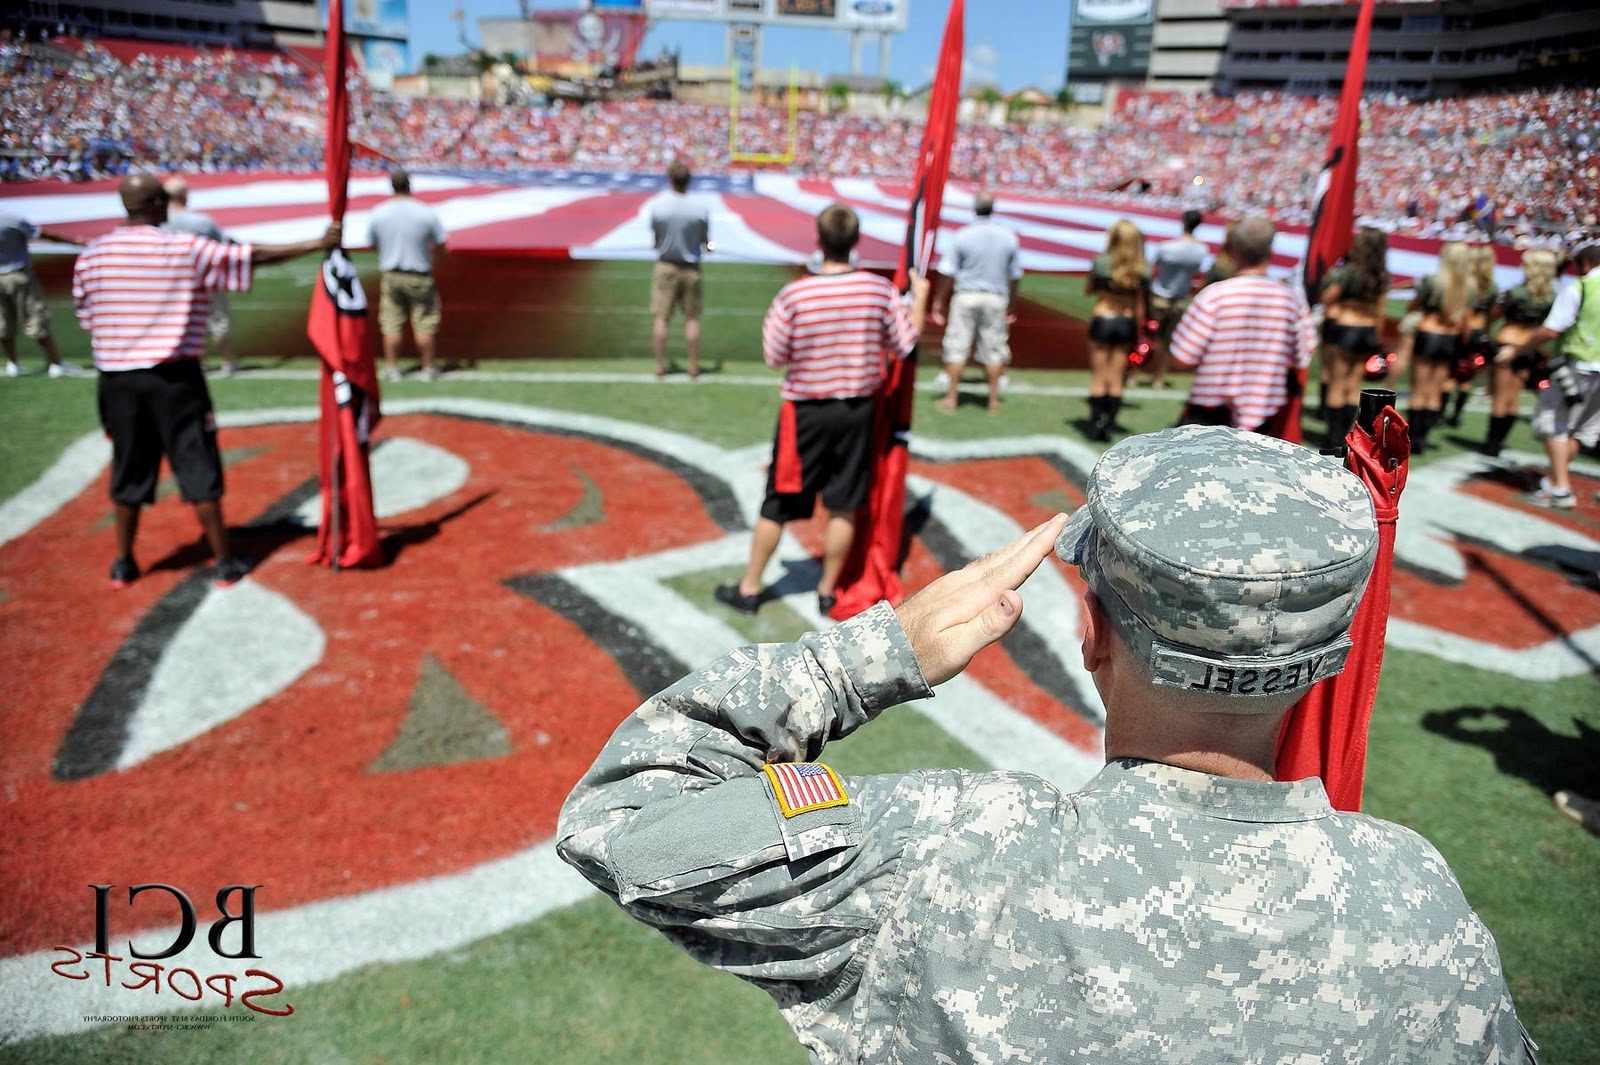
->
[728,65,800,166]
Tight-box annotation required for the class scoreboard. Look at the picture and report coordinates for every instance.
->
[645,0,909,33]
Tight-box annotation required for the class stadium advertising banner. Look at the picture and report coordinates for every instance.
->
[1068,0,1153,79]
[360,37,409,85]
[318,0,409,41]
[646,0,908,32]
[530,10,649,74]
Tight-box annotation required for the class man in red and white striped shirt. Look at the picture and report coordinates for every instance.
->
[74,172,340,588]
[1171,216,1315,438]
[716,204,929,616]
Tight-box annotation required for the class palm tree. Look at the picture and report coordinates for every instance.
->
[826,80,851,113]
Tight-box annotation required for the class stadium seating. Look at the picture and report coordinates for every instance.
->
[3,32,1594,248]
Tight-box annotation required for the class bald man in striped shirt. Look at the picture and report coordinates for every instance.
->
[716,204,929,616]
[1170,216,1316,439]
[73,172,339,588]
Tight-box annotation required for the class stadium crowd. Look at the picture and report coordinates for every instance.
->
[3,32,1596,247]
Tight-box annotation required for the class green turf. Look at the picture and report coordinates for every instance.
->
[3,255,1596,1063]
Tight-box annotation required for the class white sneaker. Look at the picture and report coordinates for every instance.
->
[47,362,87,378]
[383,367,402,383]
[1554,790,1600,834]
[932,370,949,389]
[4,362,18,378]
[220,361,239,377]
[998,374,1010,393]
[417,367,438,382]
[1527,486,1577,510]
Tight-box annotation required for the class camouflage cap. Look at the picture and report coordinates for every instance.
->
[1055,425,1377,703]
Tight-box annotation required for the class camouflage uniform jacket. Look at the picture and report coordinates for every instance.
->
[557,603,1535,1064]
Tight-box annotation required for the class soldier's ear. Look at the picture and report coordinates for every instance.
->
[1080,591,1112,674]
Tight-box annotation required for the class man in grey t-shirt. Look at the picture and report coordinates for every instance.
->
[0,209,82,378]
[369,169,447,381]
[649,161,710,379]
[931,192,1022,414]
[163,176,238,376]
[1145,208,1210,388]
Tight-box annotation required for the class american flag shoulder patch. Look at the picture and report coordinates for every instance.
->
[762,762,849,818]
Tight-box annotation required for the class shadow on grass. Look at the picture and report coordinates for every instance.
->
[1422,704,1600,797]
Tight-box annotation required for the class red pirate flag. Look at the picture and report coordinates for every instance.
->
[306,0,382,570]
[1276,397,1409,811]
[829,0,964,620]
[1285,0,1376,445]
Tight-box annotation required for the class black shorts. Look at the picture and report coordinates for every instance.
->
[1323,323,1380,357]
[760,397,875,524]
[97,359,223,506]
[1413,331,1462,363]
[1088,315,1137,345]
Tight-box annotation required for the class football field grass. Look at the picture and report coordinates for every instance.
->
[0,255,1595,1063]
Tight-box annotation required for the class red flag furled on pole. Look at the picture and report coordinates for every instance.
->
[1300,0,1374,306]
[829,0,964,621]
[1276,394,1409,811]
[1285,0,1376,444]
[307,0,383,570]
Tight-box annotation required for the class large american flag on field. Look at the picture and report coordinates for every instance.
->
[3,169,1526,291]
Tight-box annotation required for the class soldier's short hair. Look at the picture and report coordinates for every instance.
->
[1056,425,1377,705]
[667,161,691,193]
[390,168,411,194]
[817,204,861,261]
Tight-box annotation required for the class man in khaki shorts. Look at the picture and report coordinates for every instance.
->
[1,208,84,378]
[649,161,709,379]
[931,192,1022,413]
[1145,208,1208,388]
[369,169,447,381]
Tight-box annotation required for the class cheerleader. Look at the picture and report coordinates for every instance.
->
[1483,249,1558,456]
[1403,242,1478,452]
[1082,219,1149,442]
[1318,227,1390,448]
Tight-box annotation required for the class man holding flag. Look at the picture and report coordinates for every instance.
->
[714,205,929,616]
[307,0,383,570]
[827,0,964,621]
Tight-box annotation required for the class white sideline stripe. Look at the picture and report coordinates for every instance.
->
[1392,450,1600,584]
[1386,618,1600,681]
[0,432,110,551]
[117,580,325,770]
[0,842,594,1044]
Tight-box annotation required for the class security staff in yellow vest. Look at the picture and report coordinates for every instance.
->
[1507,242,1600,508]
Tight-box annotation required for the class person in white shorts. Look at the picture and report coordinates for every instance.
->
[931,192,1022,414]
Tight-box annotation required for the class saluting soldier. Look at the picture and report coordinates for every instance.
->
[560,425,1534,1064]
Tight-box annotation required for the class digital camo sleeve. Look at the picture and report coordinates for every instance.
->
[556,603,943,1030]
